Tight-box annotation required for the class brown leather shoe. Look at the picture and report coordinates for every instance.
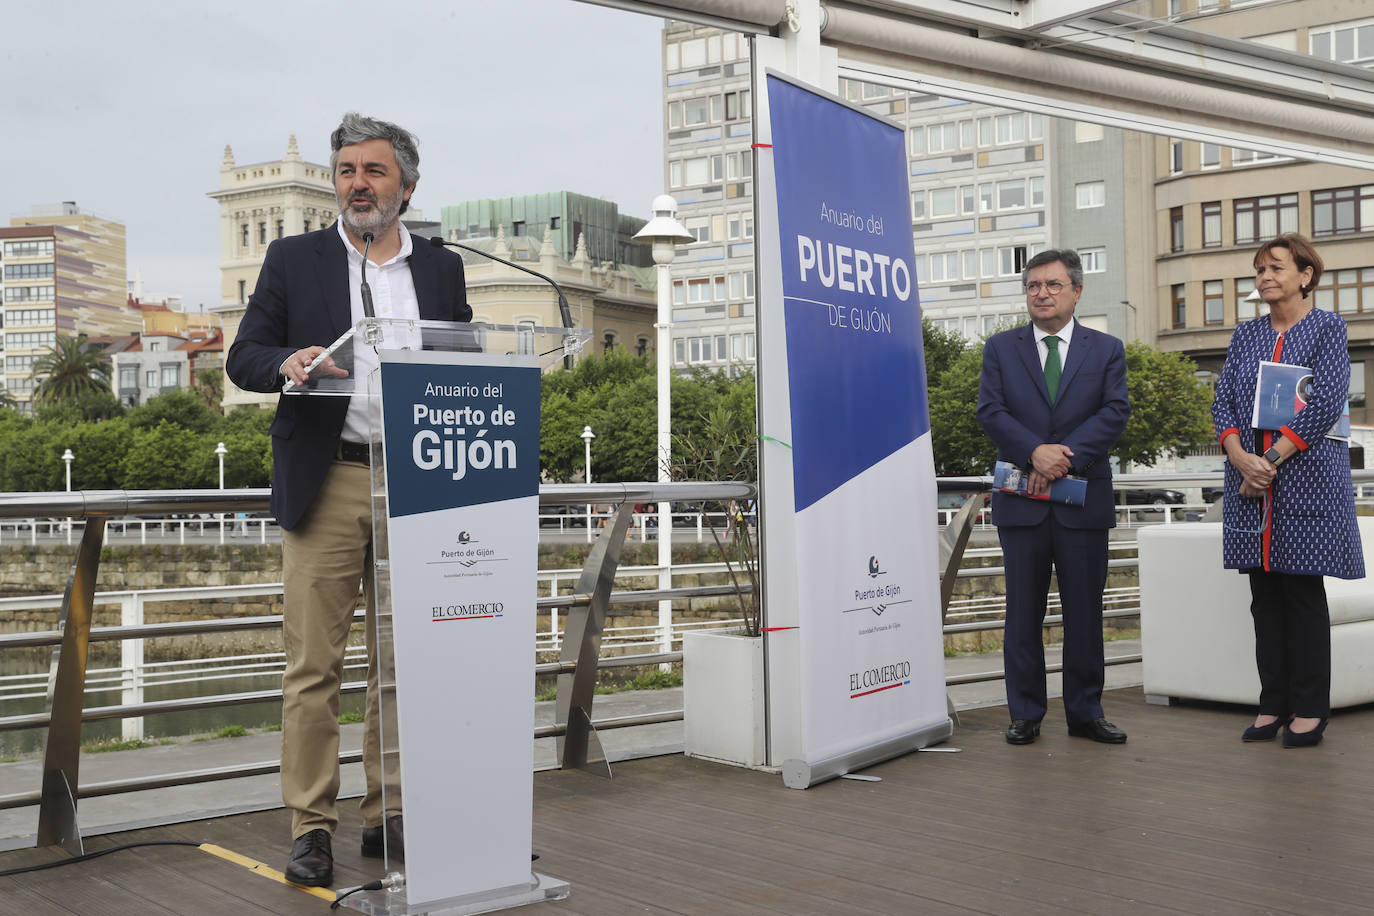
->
[361,814,404,860]
[285,829,333,886]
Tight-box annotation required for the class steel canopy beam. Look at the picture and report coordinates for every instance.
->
[577,0,1374,162]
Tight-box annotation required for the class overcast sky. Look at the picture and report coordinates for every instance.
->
[1,0,666,312]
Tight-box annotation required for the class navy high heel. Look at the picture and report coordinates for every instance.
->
[1282,717,1328,748]
[1242,717,1284,742]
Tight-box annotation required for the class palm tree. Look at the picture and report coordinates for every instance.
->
[29,335,113,408]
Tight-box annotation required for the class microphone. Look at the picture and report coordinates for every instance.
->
[360,232,376,319]
[430,236,573,329]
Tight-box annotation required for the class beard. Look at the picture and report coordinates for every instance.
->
[339,185,405,237]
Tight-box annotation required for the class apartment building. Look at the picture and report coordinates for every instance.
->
[0,202,130,412]
[1149,1,1374,425]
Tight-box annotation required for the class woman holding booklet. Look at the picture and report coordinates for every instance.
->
[1211,233,1363,748]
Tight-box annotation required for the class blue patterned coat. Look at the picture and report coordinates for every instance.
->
[1212,307,1364,579]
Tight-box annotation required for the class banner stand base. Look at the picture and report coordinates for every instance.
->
[781,718,955,789]
[342,872,571,915]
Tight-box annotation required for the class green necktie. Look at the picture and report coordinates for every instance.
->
[1044,335,1062,403]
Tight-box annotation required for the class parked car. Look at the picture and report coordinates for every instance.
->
[1121,488,1186,506]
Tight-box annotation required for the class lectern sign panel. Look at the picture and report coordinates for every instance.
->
[378,350,540,908]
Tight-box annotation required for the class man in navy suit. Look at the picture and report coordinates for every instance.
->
[226,113,470,885]
[976,249,1130,746]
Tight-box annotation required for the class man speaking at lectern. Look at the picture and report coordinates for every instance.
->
[227,112,470,886]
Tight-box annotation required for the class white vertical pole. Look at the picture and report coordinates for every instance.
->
[121,593,145,741]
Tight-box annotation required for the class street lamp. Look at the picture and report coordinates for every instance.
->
[215,441,227,490]
[633,196,693,659]
[214,441,228,543]
[581,425,595,540]
[61,449,74,545]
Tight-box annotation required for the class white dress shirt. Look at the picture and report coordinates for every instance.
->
[338,221,421,444]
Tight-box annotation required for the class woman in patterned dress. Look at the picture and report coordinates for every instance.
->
[1211,233,1363,748]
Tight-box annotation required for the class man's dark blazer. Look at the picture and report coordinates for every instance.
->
[225,225,470,531]
[976,320,1129,530]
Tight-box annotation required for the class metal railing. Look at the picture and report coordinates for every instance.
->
[0,482,754,852]
[5,469,1371,850]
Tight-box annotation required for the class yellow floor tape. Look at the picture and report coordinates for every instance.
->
[198,843,337,902]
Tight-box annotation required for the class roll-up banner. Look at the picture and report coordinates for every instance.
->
[756,72,952,788]
[377,350,543,908]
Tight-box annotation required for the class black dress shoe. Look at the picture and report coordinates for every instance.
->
[285,829,333,887]
[1067,717,1127,744]
[1005,719,1041,745]
[361,814,404,859]
[1242,717,1285,742]
[1282,717,1328,748]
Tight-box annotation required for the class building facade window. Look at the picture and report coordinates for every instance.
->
[1312,185,1374,237]
[994,113,1025,145]
[1169,140,1183,175]
[1234,193,1298,245]
[1200,143,1221,169]
[929,188,957,218]
[1172,284,1187,329]
[997,179,1026,210]
[1074,121,1104,143]
[927,122,958,154]
[1310,19,1374,65]
[1170,207,1184,252]
[160,366,179,388]
[1204,280,1224,325]
[1351,361,1367,407]
[3,240,54,258]
[1236,277,1262,322]
[1313,266,1374,316]
[1202,202,1222,247]
[4,263,55,280]
[1079,248,1106,273]
[1075,181,1105,209]
[929,252,959,283]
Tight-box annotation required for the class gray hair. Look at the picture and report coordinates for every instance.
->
[330,112,420,210]
[1022,248,1084,290]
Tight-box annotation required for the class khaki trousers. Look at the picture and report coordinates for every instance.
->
[281,460,396,838]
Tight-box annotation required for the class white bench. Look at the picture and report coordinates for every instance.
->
[1139,519,1374,708]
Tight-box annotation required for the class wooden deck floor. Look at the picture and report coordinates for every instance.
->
[3,688,1374,914]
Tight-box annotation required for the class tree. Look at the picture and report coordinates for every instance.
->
[194,367,225,414]
[29,336,112,408]
[126,388,221,434]
[35,389,123,424]
[1114,342,1215,469]
[921,318,968,389]
[68,419,135,489]
[120,421,213,489]
[928,343,998,475]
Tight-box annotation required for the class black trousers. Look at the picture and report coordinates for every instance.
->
[1247,570,1331,719]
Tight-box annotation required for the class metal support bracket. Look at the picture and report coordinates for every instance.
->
[937,496,983,727]
[555,503,636,776]
[37,516,107,852]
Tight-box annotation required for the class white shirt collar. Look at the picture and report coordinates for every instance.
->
[335,220,411,266]
[1033,317,1075,347]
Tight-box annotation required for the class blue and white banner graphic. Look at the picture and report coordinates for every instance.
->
[378,349,539,906]
[761,74,949,772]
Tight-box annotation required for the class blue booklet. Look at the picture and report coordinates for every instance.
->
[1250,361,1350,442]
[993,460,1087,507]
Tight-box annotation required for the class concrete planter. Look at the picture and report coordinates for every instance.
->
[683,627,766,768]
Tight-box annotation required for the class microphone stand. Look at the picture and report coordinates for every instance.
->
[429,236,574,330]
